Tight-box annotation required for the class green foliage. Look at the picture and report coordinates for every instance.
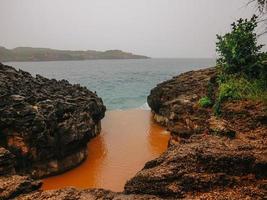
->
[198,96,213,108]
[213,15,267,116]
[216,15,266,79]
[213,75,267,115]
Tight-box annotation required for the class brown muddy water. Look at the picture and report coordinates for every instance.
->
[42,109,169,192]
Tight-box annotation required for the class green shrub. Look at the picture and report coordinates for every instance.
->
[198,96,213,108]
[216,15,266,79]
[214,15,267,116]
[213,78,241,115]
[213,76,267,115]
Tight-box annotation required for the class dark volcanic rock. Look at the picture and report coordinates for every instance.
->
[0,175,42,200]
[0,63,106,178]
[125,67,267,199]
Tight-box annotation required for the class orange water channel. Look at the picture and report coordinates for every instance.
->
[42,109,169,192]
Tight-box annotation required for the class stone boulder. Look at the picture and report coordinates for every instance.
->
[0,63,106,178]
[147,67,217,126]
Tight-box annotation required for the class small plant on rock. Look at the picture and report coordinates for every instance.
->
[198,96,213,108]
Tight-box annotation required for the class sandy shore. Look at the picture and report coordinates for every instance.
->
[42,109,169,192]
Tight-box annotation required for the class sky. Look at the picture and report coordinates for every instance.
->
[0,0,266,58]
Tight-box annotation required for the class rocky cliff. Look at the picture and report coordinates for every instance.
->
[0,63,106,178]
[125,67,267,199]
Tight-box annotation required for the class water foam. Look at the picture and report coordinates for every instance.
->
[139,102,151,110]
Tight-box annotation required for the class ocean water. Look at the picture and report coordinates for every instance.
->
[6,58,215,110]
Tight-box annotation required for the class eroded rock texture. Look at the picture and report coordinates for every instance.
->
[0,63,106,178]
[125,67,267,199]
[0,175,42,200]
[16,188,161,200]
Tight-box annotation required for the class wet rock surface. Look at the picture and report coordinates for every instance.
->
[125,67,267,199]
[0,63,106,178]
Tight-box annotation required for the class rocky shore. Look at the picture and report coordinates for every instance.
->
[125,67,267,199]
[0,65,266,199]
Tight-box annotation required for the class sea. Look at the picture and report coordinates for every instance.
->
[6,58,215,110]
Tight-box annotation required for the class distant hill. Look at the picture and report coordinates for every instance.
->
[0,46,149,62]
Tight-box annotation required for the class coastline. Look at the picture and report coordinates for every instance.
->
[2,58,151,63]
[125,67,267,199]
[0,46,149,62]
[42,109,170,192]
[1,64,265,199]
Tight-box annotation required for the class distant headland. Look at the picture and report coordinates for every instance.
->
[0,46,149,62]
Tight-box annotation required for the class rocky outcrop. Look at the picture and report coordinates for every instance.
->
[15,188,161,200]
[147,67,217,128]
[0,63,106,178]
[125,67,267,199]
[125,134,267,199]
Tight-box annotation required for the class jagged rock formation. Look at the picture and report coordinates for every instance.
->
[125,67,267,199]
[0,63,106,178]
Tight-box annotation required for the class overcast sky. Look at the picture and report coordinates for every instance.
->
[0,0,266,58]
